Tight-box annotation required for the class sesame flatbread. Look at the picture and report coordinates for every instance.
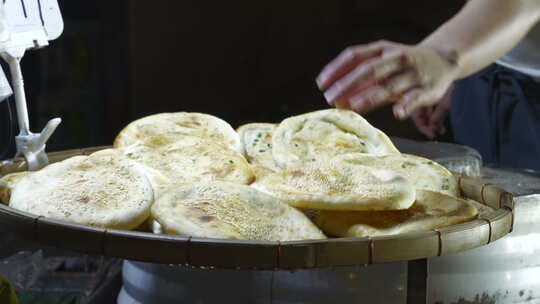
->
[114,112,242,152]
[9,149,154,230]
[314,190,478,237]
[121,136,255,190]
[251,160,415,211]
[0,171,29,204]
[152,181,326,241]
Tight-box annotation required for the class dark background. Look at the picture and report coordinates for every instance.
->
[0,0,465,158]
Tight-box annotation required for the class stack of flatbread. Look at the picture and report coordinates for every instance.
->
[1,109,480,241]
[114,112,255,194]
[242,109,479,237]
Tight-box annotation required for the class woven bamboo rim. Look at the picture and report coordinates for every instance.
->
[0,146,514,269]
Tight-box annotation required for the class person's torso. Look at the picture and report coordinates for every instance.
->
[497,23,540,80]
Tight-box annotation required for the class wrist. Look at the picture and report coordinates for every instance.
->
[418,42,462,81]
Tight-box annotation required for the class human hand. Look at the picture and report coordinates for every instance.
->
[411,84,453,139]
[316,40,458,119]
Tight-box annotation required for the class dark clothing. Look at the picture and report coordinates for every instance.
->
[450,64,540,171]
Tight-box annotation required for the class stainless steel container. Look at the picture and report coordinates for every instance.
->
[428,167,540,304]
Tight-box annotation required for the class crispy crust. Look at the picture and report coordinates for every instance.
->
[114,112,242,152]
[314,190,478,237]
[9,149,154,230]
[251,160,416,211]
[152,181,326,241]
[337,153,459,197]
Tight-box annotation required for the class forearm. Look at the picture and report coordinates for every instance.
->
[421,0,540,79]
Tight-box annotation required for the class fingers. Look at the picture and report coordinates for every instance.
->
[393,89,430,120]
[332,80,378,110]
[322,49,410,105]
[320,43,458,120]
[392,85,452,140]
[430,101,451,136]
[349,69,419,114]
[411,107,436,139]
[316,42,386,90]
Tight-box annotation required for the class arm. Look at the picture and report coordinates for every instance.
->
[422,0,540,78]
[317,0,540,119]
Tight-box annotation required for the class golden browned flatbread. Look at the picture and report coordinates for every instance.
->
[120,136,255,191]
[10,149,154,230]
[0,171,29,204]
[114,112,242,152]
[251,160,415,211]
[337,153,459,196]
[314,190,478,237]
[152,181,326,241]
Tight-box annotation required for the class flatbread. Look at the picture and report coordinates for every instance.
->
[152,181,326,241]
[121,136,255,189]
[125,163,173,199]
[0,172,29,204]
[114,112,242,152]
[9,149,154,230]
[314,190,478,237]
[0,171,30,205]
[251,160,415,211]
[337,153,459,196]
[236,123,280,175]
[272,109,400,168]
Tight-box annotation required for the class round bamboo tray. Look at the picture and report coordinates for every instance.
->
[0,147,514,270]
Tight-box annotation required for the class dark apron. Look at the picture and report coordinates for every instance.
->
[450,64,540,171]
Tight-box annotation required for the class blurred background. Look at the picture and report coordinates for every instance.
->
[0,0,465,158]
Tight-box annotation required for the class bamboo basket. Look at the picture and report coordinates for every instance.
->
[0,147,514,270]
